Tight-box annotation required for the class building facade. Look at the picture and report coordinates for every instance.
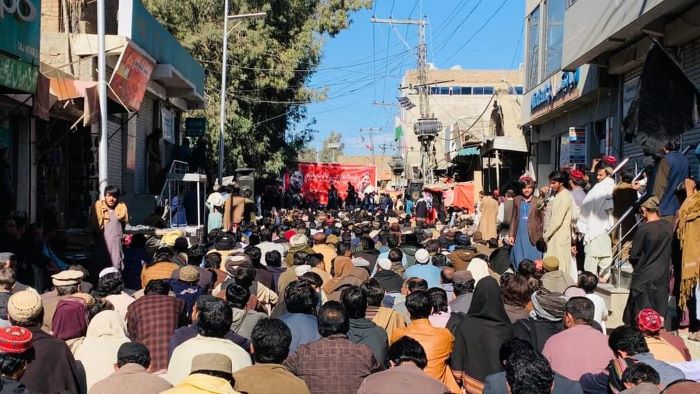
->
[523,0,700,182]
[37,0,204,226]
[0,0,43,219]
[397,68,526,193]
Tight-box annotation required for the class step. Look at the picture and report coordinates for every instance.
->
[610,262,634,289]
[595,282,630,329]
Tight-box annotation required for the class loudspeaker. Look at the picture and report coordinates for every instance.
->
[236,168,256,198]
[407,182,423,201]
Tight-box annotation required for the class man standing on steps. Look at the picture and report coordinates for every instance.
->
[543,170,574,281]
[645,140,690,223]
[505,176,544,271]
[623,197,674,326]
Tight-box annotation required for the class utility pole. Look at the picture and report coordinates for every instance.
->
[218,9,266,186]
[97,0,108,196]
[371,17,441,185]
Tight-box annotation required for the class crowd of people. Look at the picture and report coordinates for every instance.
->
[0,143,699,394]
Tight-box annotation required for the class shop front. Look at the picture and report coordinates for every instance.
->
[522,65,618,181]
[0,0,41,218]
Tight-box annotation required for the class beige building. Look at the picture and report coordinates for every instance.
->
[397,67,526,191]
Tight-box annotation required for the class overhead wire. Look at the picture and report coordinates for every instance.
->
[440,0,512,65]
[430,0,484,59]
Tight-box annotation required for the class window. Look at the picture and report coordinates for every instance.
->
[509,86,524,95]
[483,87,494,95]
[439,87,450,95]
[430,87,439,95]
[473,87,484,95]
[527,6,540,89]
[545,0,566,77]
[460,87,472,95]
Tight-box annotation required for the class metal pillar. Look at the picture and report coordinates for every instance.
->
[97,0,108,196]
[218,0,230,187]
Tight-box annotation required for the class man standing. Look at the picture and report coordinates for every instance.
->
[89,185,129,270]
[328,183,339,210]
[647,141,690,222]
[544,171,574,281]
[477,191,499,241]
[284,301,380,393]
[505,176,544,270]
[578,166,615,282]
[223,184,246,232]
[623,197,674,325]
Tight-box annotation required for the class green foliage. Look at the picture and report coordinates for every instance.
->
[141,0,370,180]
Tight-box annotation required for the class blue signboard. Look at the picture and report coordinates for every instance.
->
[0,0,41,64]
[530,69,580,111]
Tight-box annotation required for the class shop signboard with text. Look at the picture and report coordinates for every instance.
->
[523,66,599,125]
[109,43,155,111]
[0,0,41,64]
[0,52,37,93]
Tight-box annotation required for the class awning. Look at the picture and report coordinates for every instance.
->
[481,135,529,156]
[457,146,480,156]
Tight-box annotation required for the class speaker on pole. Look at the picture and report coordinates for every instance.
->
[235,168,256,197]
[407,182,423,201]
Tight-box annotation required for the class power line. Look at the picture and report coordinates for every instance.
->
[431,0,483,58]
[440,0,512,65]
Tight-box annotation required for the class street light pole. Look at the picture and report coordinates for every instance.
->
[218,9,266,186]
[97,0,108,196]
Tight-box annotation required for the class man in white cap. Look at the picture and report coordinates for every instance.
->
[372,257,403,294]
[403,249,441,289]
[41,270,84,332]
[8,291,83,393]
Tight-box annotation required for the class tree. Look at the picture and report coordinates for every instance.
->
[141,0,371,181]
[319,131,344,162]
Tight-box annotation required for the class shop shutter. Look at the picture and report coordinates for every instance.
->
[108,118,123,189]
[134,96,154,193]
[622,66,644,161]
[681,38,700,173]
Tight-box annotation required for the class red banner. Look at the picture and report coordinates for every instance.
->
[285,162,377,205]
[109,44,155,111]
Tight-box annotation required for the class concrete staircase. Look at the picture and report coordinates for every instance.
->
[594,262,633,328]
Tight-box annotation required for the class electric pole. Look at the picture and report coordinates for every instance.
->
[371,16,441,185]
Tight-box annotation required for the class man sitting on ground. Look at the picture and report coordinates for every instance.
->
[90,342,173,394]
[233,319,310,394]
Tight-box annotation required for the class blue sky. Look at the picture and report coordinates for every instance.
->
[302,0,525,156]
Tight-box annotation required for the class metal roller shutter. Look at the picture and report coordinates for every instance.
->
[681,38,700,173]
[622,67,644,160]
[135,96,154,193]
[108,118,123,189]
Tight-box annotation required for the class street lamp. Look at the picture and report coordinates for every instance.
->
[218,8,266,186]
